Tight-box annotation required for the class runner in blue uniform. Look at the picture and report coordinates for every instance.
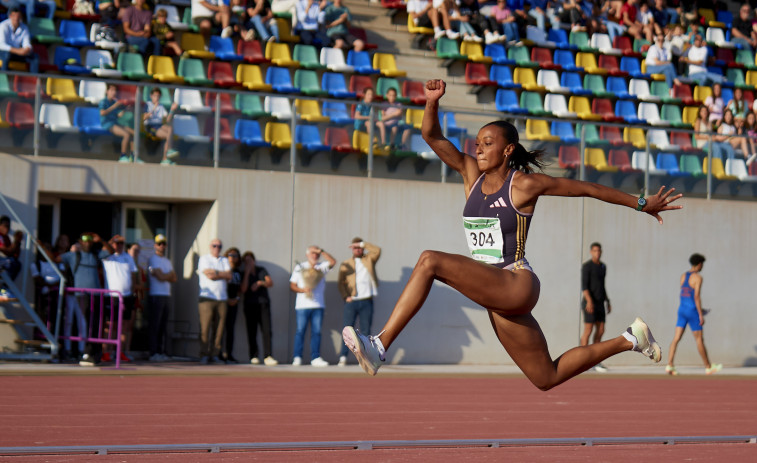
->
[343,79,683,390]
[665,254,722,375]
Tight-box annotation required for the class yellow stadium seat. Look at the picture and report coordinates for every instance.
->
[525,119,560,141]
[407,15,434,35]
[352,130,390,156]
[459,42,493,64]
[265,41,299,68]
[640,60,666,81]
[746,70,757,87]
[698,8,725,28]
[513,67,546,92]
[295,99,329,122]
[236,64,273,91]
[181,33,215,59]
[576,52,607,75]
[693,85,712,103]
[405,108,424,129]
[147,56,184,84]
[264,121,292,149]
[682,106,699,125]
[703,157,739,180]
[623,127,647,149]
[569,96,602,121]
[373,53,406,77]
[275,17,301,43]
[47,78,84,103]
[585,148,619,172]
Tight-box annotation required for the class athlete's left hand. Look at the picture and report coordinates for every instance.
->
[643,186,683,224]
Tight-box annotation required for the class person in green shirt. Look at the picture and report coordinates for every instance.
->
[322,0,364,51]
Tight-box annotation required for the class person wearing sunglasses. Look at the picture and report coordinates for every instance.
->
[147,234,177,362]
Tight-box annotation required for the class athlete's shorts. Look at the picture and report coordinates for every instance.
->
[504,258,533,273]
[581,298,606,324]
[676,304,702,331]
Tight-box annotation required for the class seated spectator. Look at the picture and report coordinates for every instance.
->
[294,0,327,45]
[637,0,655,41]
[731,3,757,52]
[143,88,179,165]
[646,32,679,88]
[354,87,374,132]
[682,34,725,85]
[490,0,519,43]
[0,215,23,282]
[619,0,645,40]
[744,111,757,165]
[600,0,626,41]
[192,0,233,38]
[244,0,279,42]
[716,108,748,161]
[694,105,731,161]
[407,0,446,40]
[0,7,38,73]
[704,83,724,125]
[152,8,182,55]
[322,0,364,51]
[100,84,135,163]
[120,0,161,55]
[525,0,549,31]
[727,87,749,120]
[271,0,298,28]
[0,0,56,24]
[98,0,122,23]
[376,87,410,150]
[665,23,687,74]
[458,0,503,44]
[650,0,671,36]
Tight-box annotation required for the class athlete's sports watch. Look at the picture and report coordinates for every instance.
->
[636,192,647,211]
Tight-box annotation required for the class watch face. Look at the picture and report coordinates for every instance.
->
[639,198,647,206]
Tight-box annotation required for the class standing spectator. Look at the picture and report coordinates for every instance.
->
[580,242,611,371]
[152,9,183,56]
[289,245,335,367]
[222,247,242,363]
[100,84,135,164]
[120,0,161,55]
[143,88,179,165]
[0,7,38,73]
[147,234,176,362]
[646,32,680,88]
[53,234,70,259]
[192,0,234,38]
[101,234,137,363]
[30,242,62,328]
[731,3,757,52]
[337,238,381,367]
[241,251,277,365]
[0,215,23,282]
[294,0,326,45]
[665,254,722,375]
[322,0,364,51]
[682,34,725,85]
[197,238,231,364]
[244,0,279,42]
[126,242,146,357]
[0,0,56,24]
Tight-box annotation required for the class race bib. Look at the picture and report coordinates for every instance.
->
[463,217,504,264]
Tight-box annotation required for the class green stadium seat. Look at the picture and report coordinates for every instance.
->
[29,18,63,43]
[569,30,595,52]
[295,69,328,96]
[584,74,613,98]
[520,91,552,117]
[436,37,467,60]
[661,104,691,128]
[680,154,706,177]
[178,58,213,86]
[117,52,151,80]
[235,93,272,118]
[293,44,326,70]
[507,45,537,67]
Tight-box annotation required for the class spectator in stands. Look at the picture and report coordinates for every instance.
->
[0,7,38,73]
[98,0,122,23]
[732,3,757,52]
[376,87,410,150]
[458,0,504,45]
[694,104,713,147]
[120,0,161,55]
[665,23,687,74]
[525,0,549,31]
[197,238,231,365]
[147,234,176,362]
[645,32,680,88]
[407,0,446,40]
[727,87,749,120]
[222,247,242,363]
[0,215,23,282]
[0,0,56,24]
[600,0,626,41]
[354,87,374,132]
[717,108,749,161]
[271,0,298,27]
[244,0,279,42]
[650,0,670,35]
[704,82,724,124]
[322,0,364,51]
[100,84,135,164]
[152,8,182,56]
[192,0,234,38]
[143,88,179,166]
[682,34,725,85]
[101,234,137,363]
[490,0,519,43]
[619,0,646,40]
[744,111,757,165]
[30,241,62,328]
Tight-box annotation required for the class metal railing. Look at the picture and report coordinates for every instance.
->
[59,288,124,368]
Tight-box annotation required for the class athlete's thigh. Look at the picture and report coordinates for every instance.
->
[429,251,540,314]
[488,311,554,383]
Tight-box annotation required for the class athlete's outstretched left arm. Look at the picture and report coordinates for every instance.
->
[516,174,683,224]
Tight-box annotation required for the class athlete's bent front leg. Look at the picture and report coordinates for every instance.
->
[488,312,632,391]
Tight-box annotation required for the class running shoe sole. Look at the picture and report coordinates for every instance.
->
[342,326,379,376]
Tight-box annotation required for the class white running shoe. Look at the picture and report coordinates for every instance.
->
[446,30,460,39]
[263,356,278,366]
[434,29,445,40]
[221,26,233,39]
[485,32,497,45]
[627,317,661,362]
[705,363,722,375]
[292,356,302,366]
[594,363,608,372]
[250,357,260,365]
[471,35,483,43]
[338,355,347,367]
[310,357,329,367]
[342,327,385,376]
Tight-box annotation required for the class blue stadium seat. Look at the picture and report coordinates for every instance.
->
[73,106,110,135]
[561,71,593,95]
[322,72,356,98]
[346,50,380,74]
[53,46,89,74]
[717,10,733,28]
[490,65,522,89]
[615,100,646,124]
[554,49,582,72]
[495,89,529,114]
[547,28,576,50]
[234,119,271,147]
[209,36,243,61]
[322,101,353,124]
[438,111,467,136]
[265,66,300,93]
[59,20,93,47]
[619,56,649,79]
[484,44,515,65]
[606,76,633,99]
[295,124,330,151]
[551,121,579,143]
[656,152,691,177]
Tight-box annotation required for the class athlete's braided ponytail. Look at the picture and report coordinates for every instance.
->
[482,120,547,174]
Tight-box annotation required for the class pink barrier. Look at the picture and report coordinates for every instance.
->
[60,288,124,368]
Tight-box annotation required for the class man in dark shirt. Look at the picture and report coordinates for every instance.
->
[580,243,611,364]
[732,4,757,51]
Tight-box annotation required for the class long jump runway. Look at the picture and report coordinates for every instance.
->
[0,365,755,461]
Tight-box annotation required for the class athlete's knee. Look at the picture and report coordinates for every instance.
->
[416,250,442,272]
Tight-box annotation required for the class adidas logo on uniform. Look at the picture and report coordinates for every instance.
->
[489,197,507,208]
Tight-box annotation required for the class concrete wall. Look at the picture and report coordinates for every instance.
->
[1,154,756,367]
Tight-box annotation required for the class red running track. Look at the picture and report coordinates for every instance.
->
[1,373,756,461]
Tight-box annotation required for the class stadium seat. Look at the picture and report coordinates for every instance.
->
[584,74,612,98]
[616,100,646,124]
[264,96,293,120]
[648,129,677,150]
[672,83,696,105]
[47,78,85,103]
[670,131,698,152]
[580,124,611,145]
[507,45,536,67]
[293,44,325,69]
[79,80,105,105]
[548,28,575,50]
[693,85,712,103]
[322,72,356,98]
[181,7,199,32]
[458,42,490,64]
[373,53,406,77]
[203,117,237,144]
[558,145,580,169]
[90,23,122,51]
[116,84,138,106]
[406,14,433,35]
[576,52,607,75]
[633,38,650,53]
[265,43,298,69]
[531,47,560,70]
[725,159,757,182]
[537,70,569,94]
[638,102,669,126]
[85,49,120,78]
[295,124,330,151]
[552,121,579,143]
[716,10,734,28]
[569,30,593,51]
[465,62,497,87]
[0,74,15,98]
[209,36,242,61]
[705,26,731,48]
[73,106,110,135]
[657,152,689,176]
[53,46,88,74]
[181,33,215,59]
[238,39,270,64]
[514,67,545,91]
[59,19,93,47]
[32,43,56,72]
[569,96,601,121]
[320,47,352,72]
[631,150,666,174]
[524,25,551,48]
[405,107,424,129]
[661,104,689,128]
[554,49,582,72]
[561,72,592,95]
[525,119,560,141]
[39,103,78,133]
[623,127,647,149]
[275,17,300,43]
[297,70,328,96]
[14,75,41,99]
[620,56,649,79]
[703,157,739,180]
[236,64,273,91]
[147,56,184,83]
[520,91,551,116]
[295,99,329,122]
[347,50,380,74]
[208,61,237,87]
[265,121,293,148]
[204,92,237,114]
[235,93,271,118]
[629,79,658,102]
[29,18,63,43]
[679,154,705,176]
[607,149,640,172]
[437,37,467,60]
[234,119,271,147]
[178,58,213,86]
[607,76,635,99]
[345,75,372,101]
[154,4,189,31]
[172,114,211,143]
[484,43,515,65]
[599,125,627,146]
[681,106,699,126]
[735,48,754,67]
[585,148,619,172]
[377,77,409,103]
[352,130,390,156]
[117,52,151,80]
[322,101,353,124]
[174,88,211,113]
[650,80,680,104]
[402,80,427,105]
[266,66,299,93]
[325,127,359,153]
[590,33,620,55]
[612,36,636,55]
[544,93,575,118]
[438,111,467,136]
[490,65,521,89]
[598,55,629,77]
[349,26,378,50]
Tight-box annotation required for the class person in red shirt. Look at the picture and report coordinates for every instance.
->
[620,0,643,39]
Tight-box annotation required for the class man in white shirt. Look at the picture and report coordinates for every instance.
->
[289,245,335,366]
[147,234,177,362]
[683,34,725,85]
[0,7,38,73]
[197,238,231,364]
[407,0,446,40]
[192,0,233,38]
[102,234,138,362]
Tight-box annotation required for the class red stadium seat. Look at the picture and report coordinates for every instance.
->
[402,80,427,105]
[598,55,629,77]
[608,149,640,172]
[325,127,359,153]
[349,75,375,100]
[558,145,580,169]
[6,101,35,129]
[208,61,238,88]
[592,98,625,122]
[464,62,497,87]
[237,40,270,64]
[204,117,238,144]
[205,92,238,114]
[531,47,561,70]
